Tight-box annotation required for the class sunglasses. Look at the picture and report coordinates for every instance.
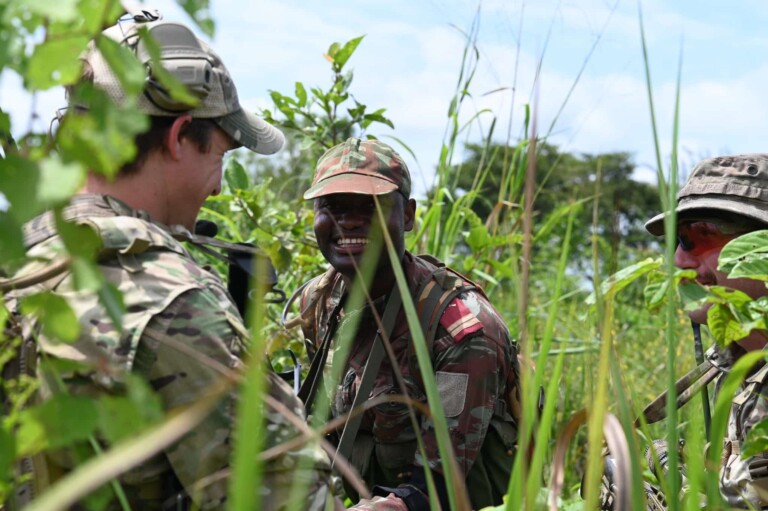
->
[676,220,752,256]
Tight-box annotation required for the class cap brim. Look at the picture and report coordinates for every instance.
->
[216,108,285,155]
[645,197,768,236]
[303,172,399,200]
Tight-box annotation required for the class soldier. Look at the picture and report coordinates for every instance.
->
[297,137,521,510]
[644,154,768,508]
[3,14,336,510]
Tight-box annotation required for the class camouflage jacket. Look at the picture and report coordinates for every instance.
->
[7,194,332,510]
[714,345,768,509]
[300,252,519,509]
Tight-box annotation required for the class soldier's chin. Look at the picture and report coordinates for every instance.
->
[687,306,710,326]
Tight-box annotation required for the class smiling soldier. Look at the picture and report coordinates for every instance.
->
[296,137,521,511]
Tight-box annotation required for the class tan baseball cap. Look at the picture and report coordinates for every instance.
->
[645,154,768,235]
[304,137,411,200]
[83,18,284,155]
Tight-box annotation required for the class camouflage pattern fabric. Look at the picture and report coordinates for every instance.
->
[715,345,768,508]
[8,194,333,510]
[300,251,519,509]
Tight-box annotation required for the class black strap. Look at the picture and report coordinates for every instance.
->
[334,286,402,466]
[297,301,342,414]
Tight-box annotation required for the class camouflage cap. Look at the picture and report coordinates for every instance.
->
[645,154,768,235]
[82,17,284,154]
[303,137,411,200]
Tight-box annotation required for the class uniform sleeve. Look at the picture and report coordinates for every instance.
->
[135,288,334,510]
[416,328,511,476]
[719,370,768,508]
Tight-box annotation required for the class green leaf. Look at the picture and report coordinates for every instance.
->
[587,257,661,305]
[40,156,85,204]
[0,426,14,483]
[295,82,308,107]
[20,292,80,343]
[742,416,768,458]
[70,257,103,292]
[98,281,125,332]
[27,36,89,90]
[16,395,99,455]
[333,36,364,69]
[0,109,10,136]
[719,231,768,280]
[707,303,749,346]
[0,156,40,222]
[0,212,25,264]
[57,83,148,178]
[226,158,250,191]
[95,35,146,96]
[326,42,341,59]
[177,0,215,37]
[24,0,79,21]
[466,224,491,252]
[55,213,101,260]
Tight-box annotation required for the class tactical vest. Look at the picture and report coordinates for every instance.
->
[1,198,250,510]
[295,254,522,508]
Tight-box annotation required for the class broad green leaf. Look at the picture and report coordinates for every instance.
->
[466,224,491,252]
[55,213,101,260]
[0,212,25,264]
[709,286,754,308]
[97,380,163,444]
[95,36,146,96]
[27,37,89,90]
[98,281,125,332]
[326,42,341,59]
[333,36,364,69]
[295,82,308,107]
[70,257,103,292]
[226,158,250,191]
[0,426,14,482]
[16,394,99,455]
[77,0,124,33]
[678,280,708,311]
[177,0,215,37]
[57,83,148,178]
[20,292,80,343]
[0,155,41,222]
[24,0,79,21]
[0,109,10,136]
[719,231,768,279]
[743,416,768,458]
[707,303,749,346]
[38,157,85,208]
[586,257,661,305]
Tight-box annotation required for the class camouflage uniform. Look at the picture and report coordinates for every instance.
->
[301,251,519,509]
[711,345,768,508]
[8,194,332,510]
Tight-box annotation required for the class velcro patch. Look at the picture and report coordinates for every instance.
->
[439,297,482,343]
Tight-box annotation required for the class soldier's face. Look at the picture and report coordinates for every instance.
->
[172,126,232,229]
[313,192,415,283]
[674,219,768,350]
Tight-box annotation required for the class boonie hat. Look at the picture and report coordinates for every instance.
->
[304,137,411,200]
[645,154,768,235]
[82,17,284,155]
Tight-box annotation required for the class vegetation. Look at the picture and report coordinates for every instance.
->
[3,1,768,510]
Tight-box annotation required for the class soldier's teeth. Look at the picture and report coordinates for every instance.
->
[338,238,368,246]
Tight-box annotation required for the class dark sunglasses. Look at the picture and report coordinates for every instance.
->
[676,220,753,256]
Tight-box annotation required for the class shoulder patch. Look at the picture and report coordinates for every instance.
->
[439,296,483,343]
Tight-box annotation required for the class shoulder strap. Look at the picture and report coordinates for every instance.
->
[334,286,402,467]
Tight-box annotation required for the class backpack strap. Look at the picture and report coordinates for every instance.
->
[410,255,481,388]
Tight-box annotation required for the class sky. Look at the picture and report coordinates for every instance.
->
[3,0,768,197]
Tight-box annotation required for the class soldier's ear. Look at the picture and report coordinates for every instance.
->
[403,197,416,231]
[165,114,194,160]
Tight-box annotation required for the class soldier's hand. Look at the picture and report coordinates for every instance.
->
[349,494,409,511]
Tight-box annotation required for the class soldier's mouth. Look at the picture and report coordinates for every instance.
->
[336,237,369,247]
